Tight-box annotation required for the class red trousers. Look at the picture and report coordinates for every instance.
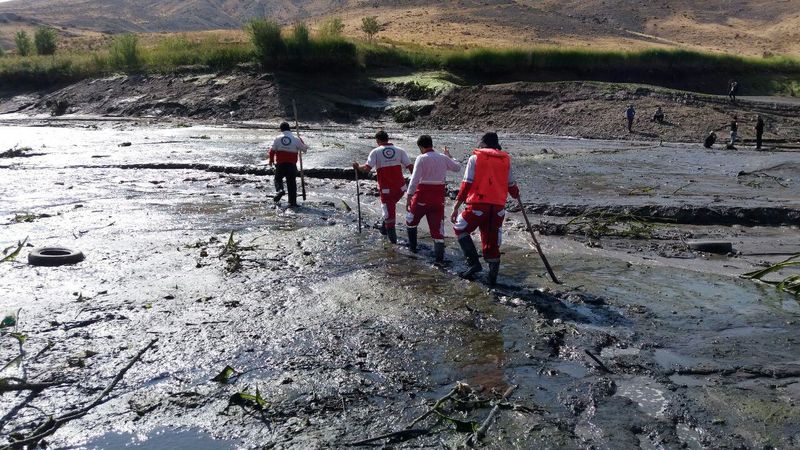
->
[380,188,405,229]
[453,203,506,261]
[405,185,446,241]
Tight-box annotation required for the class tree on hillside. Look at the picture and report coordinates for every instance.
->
[360,17,381,43]
[34,27,58,56]
[15,30,32,56]
[319,17,345,38]
[0,46,5,58]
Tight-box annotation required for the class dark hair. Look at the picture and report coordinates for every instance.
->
[479,132,501,150]
[375,130,389,142]
[280,122,291,132]
[416,134,433,149]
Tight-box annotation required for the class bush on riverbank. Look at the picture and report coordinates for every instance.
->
[248,19,357,71]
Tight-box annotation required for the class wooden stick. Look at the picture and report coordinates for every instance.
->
[355,168,362,234]
[5,339,158,450]
[517,197,562,284]
[466,384,518,446]
[292,100,307,201]
[585,349,615,374]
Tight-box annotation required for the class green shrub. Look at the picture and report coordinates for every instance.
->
[109,34,141,71]
[318,17,345,38]
[15,31,32,57]
[0,46,5,58]
[247,18,284,67]
[361,17,381,43]
[34,27,58,56]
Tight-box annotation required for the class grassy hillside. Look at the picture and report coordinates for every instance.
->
[1,25,798,97]
[0,1,799,56]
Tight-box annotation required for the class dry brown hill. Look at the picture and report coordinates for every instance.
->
[0,0,799,56]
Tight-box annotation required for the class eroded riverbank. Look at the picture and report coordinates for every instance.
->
[1,121,799,449]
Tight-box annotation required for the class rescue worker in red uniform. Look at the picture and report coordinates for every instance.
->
[450,132,520,285]
[353,131,413,244]
[269,122,308,207]
[405,135,461,264]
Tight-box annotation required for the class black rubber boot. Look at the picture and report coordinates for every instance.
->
[458,236,482,279]
[378,221,387,236]
[387,227,398,244]
[407,227,418,253]
[434,242,445,265]
[273,190,285,203]
[488,262,500,285]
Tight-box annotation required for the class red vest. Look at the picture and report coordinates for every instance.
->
[467,148,510,206]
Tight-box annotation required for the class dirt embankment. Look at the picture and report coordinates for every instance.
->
[3,71,800,144]
[420,81,800,143]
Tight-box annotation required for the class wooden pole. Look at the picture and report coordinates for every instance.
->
[518,197,561,284]
[292,100,307,201]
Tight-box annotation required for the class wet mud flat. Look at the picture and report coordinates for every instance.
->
[1,121,800,449]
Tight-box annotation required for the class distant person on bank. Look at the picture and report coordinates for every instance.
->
[652,106,664,124]
[704,131,717,149]
[729,81,738,103]
[626,105,636,132]
[269,122,308,207]
[729,116,738,148]
[755,115,765,150]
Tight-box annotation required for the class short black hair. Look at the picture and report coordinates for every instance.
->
[280,122,291,131]
[480,132,501,150]
[417,134,433,148]
[375,130,389,142]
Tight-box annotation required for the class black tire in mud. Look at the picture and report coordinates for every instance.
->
[27,247,85,266]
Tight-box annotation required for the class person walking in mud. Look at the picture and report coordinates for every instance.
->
[405,135,461,265]
[755,114,765,150]
[729,116,738,149]
[625,105,636,132]
[450,132,520,285]
[353,130,413,244]
[269,122,308,207]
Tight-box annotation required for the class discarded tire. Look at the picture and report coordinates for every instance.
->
[28,247,85,266]
[687,240,733,254]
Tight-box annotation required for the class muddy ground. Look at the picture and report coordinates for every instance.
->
[3,70,800,146]
[1,120,799,449]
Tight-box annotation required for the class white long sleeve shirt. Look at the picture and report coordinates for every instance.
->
[406,150,461,197]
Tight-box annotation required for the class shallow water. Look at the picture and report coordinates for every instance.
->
[2,119,799,449]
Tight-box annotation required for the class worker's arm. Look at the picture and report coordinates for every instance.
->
[297,138,309,154]
[268,146,276,166]
[402,150,413,174]
[352,162,372,173]
[508,166,520,199]
[405,157,423,210]
[451,156,476,223]
[352,149,376,173]
[443,146,461,172]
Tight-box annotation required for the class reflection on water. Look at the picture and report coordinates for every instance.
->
[81,428,236,450]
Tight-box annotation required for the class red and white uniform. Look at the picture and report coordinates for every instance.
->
[453,148,520,262]
[405,150,461,241]
[269,131,308,165]
[364,144,411,228]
